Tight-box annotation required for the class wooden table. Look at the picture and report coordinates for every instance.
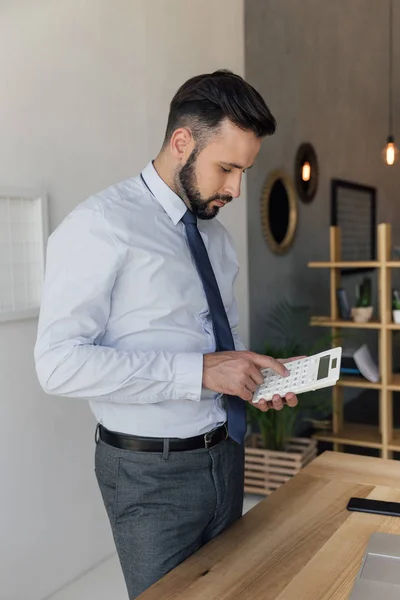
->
[138,451,400,599]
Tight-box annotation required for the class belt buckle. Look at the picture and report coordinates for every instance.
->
[204,424,228,449]
[204,431,213,449]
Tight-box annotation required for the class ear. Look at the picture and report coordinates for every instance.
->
[169,127,195,162]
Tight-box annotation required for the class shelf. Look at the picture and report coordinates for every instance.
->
[388,374,400,391]
[311,317,400,330]
[388,429,400,451]
[337,376,382,390]
[310,317,381,329]
[313,424,382,449]
[308,261,379,268]
[307,261,400,268]
[336,375,400,390]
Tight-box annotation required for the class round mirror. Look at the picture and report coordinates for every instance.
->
[294,142,319,203]
[260,169,298,255]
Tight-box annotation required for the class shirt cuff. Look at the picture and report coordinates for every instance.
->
[173,352,204,401]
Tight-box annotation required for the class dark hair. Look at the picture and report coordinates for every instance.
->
[163,69,276,146]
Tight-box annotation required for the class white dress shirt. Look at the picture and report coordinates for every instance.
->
[34,161,245,438]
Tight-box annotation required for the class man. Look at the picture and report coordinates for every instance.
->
[34,70,299,599]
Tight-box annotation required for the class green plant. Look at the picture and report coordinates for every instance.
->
[246,300,334,451]
[393,289,400,310]
[355,277,372,308]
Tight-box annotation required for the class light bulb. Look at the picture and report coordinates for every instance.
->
[301,161,311,181]
[383,136,399,165]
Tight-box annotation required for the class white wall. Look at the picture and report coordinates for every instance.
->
[0,2,246,598]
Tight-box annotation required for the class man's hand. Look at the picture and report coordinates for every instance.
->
[202,351,302,412]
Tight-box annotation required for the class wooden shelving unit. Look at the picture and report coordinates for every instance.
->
[310,317,381,329]
[308,223,399,459]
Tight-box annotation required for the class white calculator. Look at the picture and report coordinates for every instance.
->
[252,347,342,404]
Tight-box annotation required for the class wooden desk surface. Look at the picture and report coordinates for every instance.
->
[138,451,400,600]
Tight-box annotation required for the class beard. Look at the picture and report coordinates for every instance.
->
[176,148,232,220]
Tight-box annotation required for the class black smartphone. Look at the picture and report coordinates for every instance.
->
[347,497,400,517]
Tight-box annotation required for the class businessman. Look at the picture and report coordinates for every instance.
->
[35,70,299,598]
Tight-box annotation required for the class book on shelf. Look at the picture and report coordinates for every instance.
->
[340,345,380,383]
[341,352,361,376]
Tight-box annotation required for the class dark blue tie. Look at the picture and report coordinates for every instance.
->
[182,209,247,444]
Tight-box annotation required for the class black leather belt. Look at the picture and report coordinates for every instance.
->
[97,423,229,452]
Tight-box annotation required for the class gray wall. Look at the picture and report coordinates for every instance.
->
[245,0,400,353]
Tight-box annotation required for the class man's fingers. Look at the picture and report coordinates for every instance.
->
[239,387,253,402]
[248,363,265,386]
[255,398,269,412]
[253,393,298,411]
[245,379,258,393]
[249,352,289,377]
[271,394,284,411]
[285,392,299,407]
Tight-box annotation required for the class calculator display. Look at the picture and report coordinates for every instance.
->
[317,356,330,380]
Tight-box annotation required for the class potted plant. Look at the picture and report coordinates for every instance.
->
[244,300,332,496]
[351,276,373,323]
[393,289,400,324]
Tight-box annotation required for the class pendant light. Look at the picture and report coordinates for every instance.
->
[383,0,398,165]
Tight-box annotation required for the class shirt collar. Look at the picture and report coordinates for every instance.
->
[141,161,187,225]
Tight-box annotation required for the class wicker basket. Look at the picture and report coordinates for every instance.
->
[244,434,317,496]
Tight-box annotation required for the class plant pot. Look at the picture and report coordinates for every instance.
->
[244,434,317,496]
[393,309,400,324]
[351,306,373,323]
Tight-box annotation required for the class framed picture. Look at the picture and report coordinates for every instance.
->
[0,188,48,322]
[331,179,376,275]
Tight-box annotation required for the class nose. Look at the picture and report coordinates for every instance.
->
[223,173,242,199]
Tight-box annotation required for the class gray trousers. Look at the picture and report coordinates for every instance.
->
[94,434,244,599]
